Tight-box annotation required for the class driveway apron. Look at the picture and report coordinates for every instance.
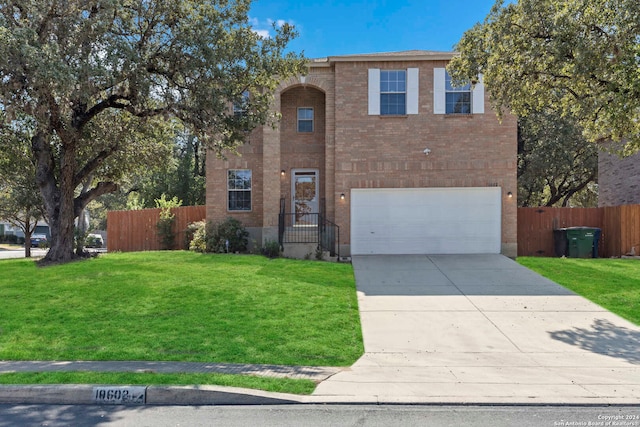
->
[312,254,640,404]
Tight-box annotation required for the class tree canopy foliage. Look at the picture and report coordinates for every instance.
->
[518,110,598,207]
[0,0,306,264]
[448,0,640,149]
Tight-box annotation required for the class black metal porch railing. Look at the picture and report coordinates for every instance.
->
[320,217,340,258]
[278,198,340,258]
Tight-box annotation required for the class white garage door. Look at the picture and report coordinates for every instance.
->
[351,187,502,255]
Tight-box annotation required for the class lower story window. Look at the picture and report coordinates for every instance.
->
[228,169,252,211]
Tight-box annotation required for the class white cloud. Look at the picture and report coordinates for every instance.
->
[252,29,271,39]
[249,17,295,39]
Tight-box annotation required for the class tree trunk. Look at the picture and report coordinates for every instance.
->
[44,199,77,264]
[24,217,32,259]
[32,133,78,264]
[75,177,92,257]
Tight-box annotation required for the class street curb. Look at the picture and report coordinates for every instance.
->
[0,385,305,406]
[2,385,638,406]
[0,385,94,405]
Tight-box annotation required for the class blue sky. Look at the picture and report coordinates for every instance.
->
[249,0,500,59]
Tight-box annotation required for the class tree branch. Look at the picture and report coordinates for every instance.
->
[73,94,132,129]
[74,181,119,217]
[73,145,120,187]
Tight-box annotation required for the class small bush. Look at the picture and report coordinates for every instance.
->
[155,194,182,250]
[261,240,281,259]
[206,218,249,253]
[188,221,207,253]
[185,221,202,250]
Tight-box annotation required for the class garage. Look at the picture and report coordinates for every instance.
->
[350,187,502,255]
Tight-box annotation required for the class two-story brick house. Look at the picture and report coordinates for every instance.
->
[206,50,518,258]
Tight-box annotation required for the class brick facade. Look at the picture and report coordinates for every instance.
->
[598,149,640,207]
[206,51,518,257]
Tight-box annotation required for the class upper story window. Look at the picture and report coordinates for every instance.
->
[434,68,484,115]
[227,169,252,211]
[368,68,419,116]
[233,91,249,117]
[297,107,314,132]
[380,70,406,115]
[445,71,472,114]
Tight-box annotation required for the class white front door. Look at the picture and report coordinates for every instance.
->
[292,169,319,226]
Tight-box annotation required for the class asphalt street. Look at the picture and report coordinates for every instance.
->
[0,404,638,427]
[0,248,48,260]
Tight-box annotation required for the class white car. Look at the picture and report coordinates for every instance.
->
[86,233,104,248]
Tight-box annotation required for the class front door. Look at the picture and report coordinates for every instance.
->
[292,169,319,226]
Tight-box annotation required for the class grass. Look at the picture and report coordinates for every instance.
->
[0,372,316,394]
[0,251,363,393]
[518,257,640,325]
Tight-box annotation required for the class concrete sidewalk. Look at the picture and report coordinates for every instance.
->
[312,254,640,404]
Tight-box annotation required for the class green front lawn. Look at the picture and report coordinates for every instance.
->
[518,257,640,325]
[0,252,363,392]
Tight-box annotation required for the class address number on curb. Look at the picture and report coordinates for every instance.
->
[93,386,146,405]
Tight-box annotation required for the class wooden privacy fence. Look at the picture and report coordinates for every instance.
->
[107,206,206,252]
[518,205,640,258]
[108,204,640,256]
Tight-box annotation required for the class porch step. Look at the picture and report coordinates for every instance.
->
[283,227,319,243]
[282,243,318,259]
[282,243,336,261]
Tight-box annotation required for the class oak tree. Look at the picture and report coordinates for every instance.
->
[448,0,640,148]
[518,110,598,207]
[0,0,305,264]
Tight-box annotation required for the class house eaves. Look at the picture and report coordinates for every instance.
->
[309,50,458,67]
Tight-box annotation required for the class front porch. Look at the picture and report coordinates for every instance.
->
[278,198,340,259]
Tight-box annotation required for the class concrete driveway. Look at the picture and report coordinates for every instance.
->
[313,254,640,404]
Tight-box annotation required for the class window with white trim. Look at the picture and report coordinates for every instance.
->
[227,169,252,211]
[368,68,419,115]
[297,107,314,132]
[380,70,406,115]
[445,71,471,114]
[433,68,484,115]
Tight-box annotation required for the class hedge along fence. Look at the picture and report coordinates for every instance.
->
[518,205,640,258]
[107,206,206,252]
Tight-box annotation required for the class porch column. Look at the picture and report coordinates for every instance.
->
[262,92,282,243]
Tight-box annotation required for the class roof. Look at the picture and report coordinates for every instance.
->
[310,50,457,66]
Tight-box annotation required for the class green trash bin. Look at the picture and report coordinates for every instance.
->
[566,227,597,258]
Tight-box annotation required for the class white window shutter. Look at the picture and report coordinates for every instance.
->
[433,68,446,115]
[472,73,485,114]
[407,68,419,115]
[368,69,380,115]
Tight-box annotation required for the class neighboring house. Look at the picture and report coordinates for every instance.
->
[598,148,640,207]
[0,220,50,239]
[206,50,518,258]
